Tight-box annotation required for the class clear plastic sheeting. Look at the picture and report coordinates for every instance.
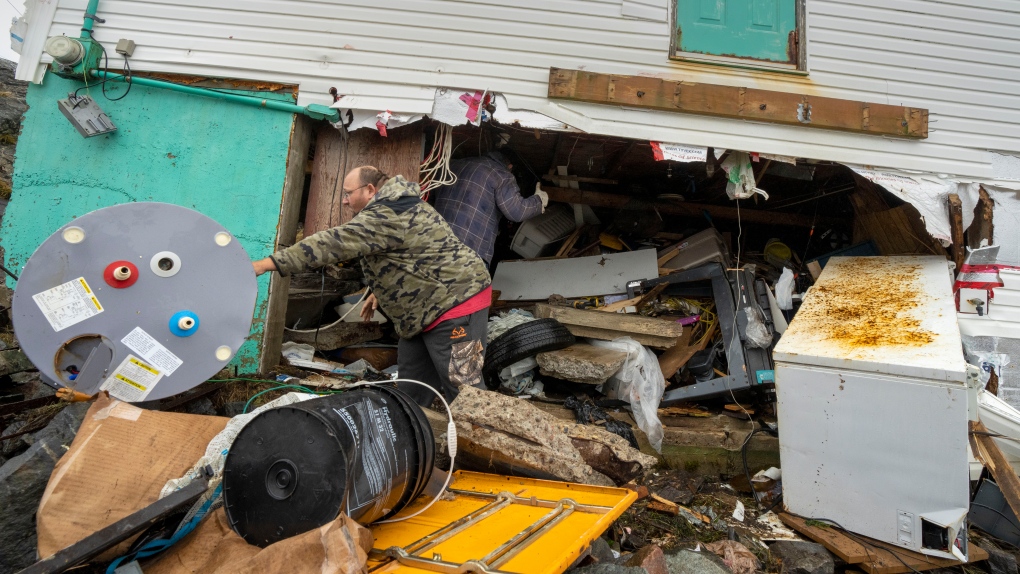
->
[743,306,773,349]
[775,267,795,311]
[962,335,1011,388]
[592,337,665,453]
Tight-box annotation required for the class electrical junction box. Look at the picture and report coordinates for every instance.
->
[57,93,116,137]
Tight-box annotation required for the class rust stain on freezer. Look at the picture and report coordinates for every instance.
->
[799,260,934,348]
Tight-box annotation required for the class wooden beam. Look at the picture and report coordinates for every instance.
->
[967,186,995,250]
[947,193,965,270]
[971,420,1020,522]
[549,68,928,139]
[543,186,835,228]
[535,303,683,349]
[541,174,618,185]
[261,115,313,374]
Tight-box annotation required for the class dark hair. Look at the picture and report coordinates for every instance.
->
[357,166,389,188]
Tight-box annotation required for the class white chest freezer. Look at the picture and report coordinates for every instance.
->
[774,256,970,561]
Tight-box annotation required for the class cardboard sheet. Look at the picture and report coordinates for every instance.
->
[144,508,370,574]
[36,395,230,560]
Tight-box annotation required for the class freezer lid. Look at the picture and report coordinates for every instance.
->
[773,256,967,382]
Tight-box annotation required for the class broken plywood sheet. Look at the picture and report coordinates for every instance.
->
[491,250,658,301]
[534,303,684,349]
[536,343,627,384]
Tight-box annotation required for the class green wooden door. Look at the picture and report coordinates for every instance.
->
[675,0,797,64]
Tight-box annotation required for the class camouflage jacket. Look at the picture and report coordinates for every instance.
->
[270,176,491,338]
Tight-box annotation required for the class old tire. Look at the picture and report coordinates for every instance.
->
[484,318,575,389]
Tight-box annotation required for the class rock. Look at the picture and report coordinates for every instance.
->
[0,59,27,137]
[624,545,667,574]
[986,546,1019,574]
[664,550,732,574]
[590,537,618,564]
[185,397,217,416]
[769,541,835,574]
[224,401,248,417]
[568,564,647,574]
[10,371,56,399]
[1,420,26,457]
[0,348,34,376]
[0,402,89,572]
[537,344,628,384]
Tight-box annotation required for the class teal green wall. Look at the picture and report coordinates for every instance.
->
[1,72,296,372]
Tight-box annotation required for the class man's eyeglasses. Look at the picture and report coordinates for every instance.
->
[342,184,368,199]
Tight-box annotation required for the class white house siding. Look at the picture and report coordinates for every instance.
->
[16,0,1020,182]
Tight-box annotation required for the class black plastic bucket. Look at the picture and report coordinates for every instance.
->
[222,385,435,547]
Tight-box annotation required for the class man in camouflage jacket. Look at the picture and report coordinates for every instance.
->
[253,166,491,405]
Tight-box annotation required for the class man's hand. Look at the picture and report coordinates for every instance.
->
[534,183,549,213]
[360,292,378,322]
[252,258,278,276]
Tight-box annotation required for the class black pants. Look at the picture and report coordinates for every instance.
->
[397,308,488,406]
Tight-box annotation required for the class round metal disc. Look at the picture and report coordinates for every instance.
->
[11,202,258,401]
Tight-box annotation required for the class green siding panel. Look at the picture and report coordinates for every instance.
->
[677,0,796,63]
[2,72,296,373]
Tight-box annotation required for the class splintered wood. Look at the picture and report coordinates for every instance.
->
[778,513,987,574]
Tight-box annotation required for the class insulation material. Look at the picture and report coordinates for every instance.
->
[491,94,575,131]
[330,107,424,133]
[430,88,488,126]
[848,166,982,244]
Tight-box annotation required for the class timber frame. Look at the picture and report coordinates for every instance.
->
[548,68,928,139]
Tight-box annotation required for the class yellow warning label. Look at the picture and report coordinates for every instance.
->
[114,374,147,391]
[79,278,91,294]
[90,296,102,311]
[129,357,159,375]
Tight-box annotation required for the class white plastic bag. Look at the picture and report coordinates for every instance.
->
[720,152,769,201]
[775,267,795,311]
[590,337,665,453]
[743,306,773,349]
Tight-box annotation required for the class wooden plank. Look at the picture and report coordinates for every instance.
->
[971,420,1020,520]
[948,193,965,270]
[657,323,715,379]
[779,512,987,574]
[599,296,642,313]
[548,68,928,139]
[261,115,313,374]
[543,186,835,228]
[535,303,681,349]
[305,122,423,235]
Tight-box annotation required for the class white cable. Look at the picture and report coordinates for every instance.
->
[419,123,457,196]
[726,199,757,444]
[348,378,457,524]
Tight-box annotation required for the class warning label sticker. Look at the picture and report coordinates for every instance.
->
[100,355,162,402]
[32,277,104,332]
[122,327,183,376]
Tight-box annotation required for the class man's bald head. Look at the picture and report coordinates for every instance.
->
[342,166,389,213]
[352,166,389,188]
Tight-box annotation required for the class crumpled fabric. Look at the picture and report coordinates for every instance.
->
[721,151,769,201]
[704,540,760,574]
[486,309,535,343]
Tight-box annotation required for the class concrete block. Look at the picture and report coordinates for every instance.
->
[537,343,627,384]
